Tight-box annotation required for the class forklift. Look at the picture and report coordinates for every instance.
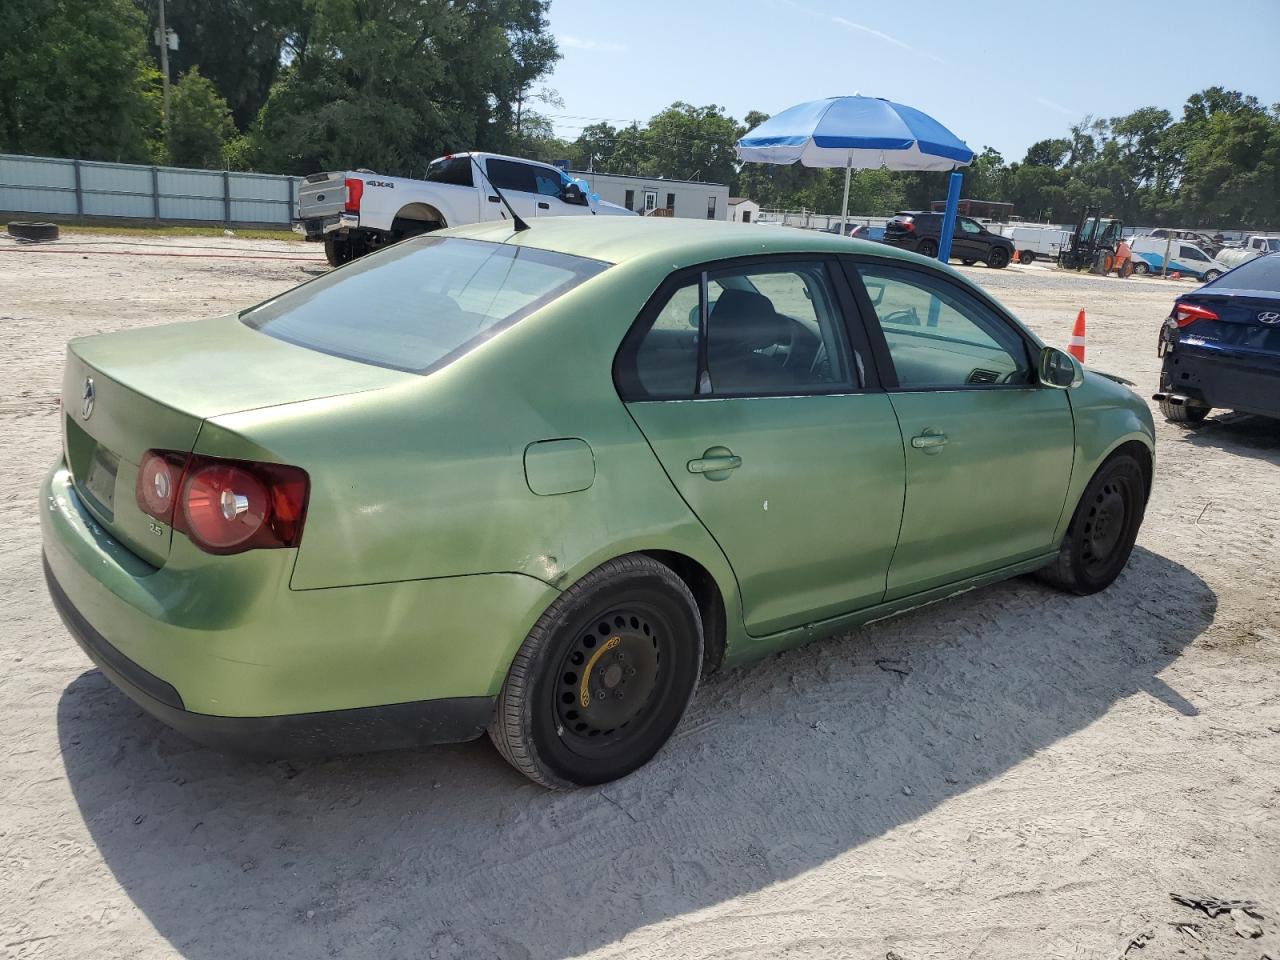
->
[1059,208,1132,277]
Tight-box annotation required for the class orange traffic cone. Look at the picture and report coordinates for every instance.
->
[1068,309,1086,363]
[1011,249,1020,264]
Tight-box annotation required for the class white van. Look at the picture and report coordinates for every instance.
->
[995,224,1072,264]
[1128,236,1230,281]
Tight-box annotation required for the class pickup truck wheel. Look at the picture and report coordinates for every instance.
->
[1020,249,1036,265]
[986,247,1010,269]
[323,237,356,267]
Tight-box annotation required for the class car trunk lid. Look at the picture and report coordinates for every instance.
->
[1176,291,1280,359]
[62,314,411,566]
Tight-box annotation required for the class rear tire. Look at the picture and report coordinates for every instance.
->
[1020,249,1036,265]
[1133,261,1150,276]
[1160,399,1210,423]
[916,238,938,258]
[987,247,1010,269]
[1037,453,1146,595]
[323,237,357,267]
[488,555,703,788]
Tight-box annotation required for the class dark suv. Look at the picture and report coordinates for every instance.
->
[882,212,1014,268]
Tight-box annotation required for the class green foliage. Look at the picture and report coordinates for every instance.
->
[247,0,560,176]
[167,68,236,168]
[0,0,162,162]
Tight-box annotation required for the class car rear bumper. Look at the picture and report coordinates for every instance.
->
[40,460,558,754]
[292,212,359,240]
[1159,347,1280,418]
[44,556,493,756]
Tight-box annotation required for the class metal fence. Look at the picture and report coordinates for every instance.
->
[0,153,300,227]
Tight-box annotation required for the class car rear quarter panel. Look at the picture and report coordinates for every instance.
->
[203,261,744,663]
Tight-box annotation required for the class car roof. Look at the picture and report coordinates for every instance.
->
[441,216,920,268]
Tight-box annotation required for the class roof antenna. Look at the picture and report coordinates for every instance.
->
[468,154,530,232]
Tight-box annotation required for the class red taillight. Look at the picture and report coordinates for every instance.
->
[136,451,309,555]
[1173,303,1218,328]
[900,220,915,233]
[343,177,363,213]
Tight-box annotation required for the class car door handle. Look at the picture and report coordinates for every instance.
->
[687,455,742,475]
[488,195,501,203]
[537,201,550,210]
[910,430,948,453]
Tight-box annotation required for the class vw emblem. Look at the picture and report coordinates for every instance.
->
[1258,311,1280,325]
[81,377,95,420]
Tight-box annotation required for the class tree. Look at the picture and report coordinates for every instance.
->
[167,68,236,167]
[642,103,739,184]
[249,0,560,176]
[0,0,161,162]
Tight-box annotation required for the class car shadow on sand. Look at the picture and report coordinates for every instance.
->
[1175,411,1280,464]
[58,545,1214,960]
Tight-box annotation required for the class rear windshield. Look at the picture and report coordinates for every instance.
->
[1213,253,1280,292]
[242,237,607,373]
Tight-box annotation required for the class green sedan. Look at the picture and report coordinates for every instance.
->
[41,218,1154,787]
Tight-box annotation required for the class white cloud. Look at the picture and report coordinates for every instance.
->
[559,35,627,53]
[1036,97,1077,117]
[830,15,945,64]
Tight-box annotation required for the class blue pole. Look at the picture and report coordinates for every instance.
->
[936,170,963,263]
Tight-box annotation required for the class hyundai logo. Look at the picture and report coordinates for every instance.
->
[1258,311,1280,325]
[81,377,95,420]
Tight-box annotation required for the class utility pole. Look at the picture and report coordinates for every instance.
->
[157,0,171,127]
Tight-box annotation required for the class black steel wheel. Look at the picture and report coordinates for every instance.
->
[1020,249,1036,265]
[489,555,703,788]
[1037,452,1147,595]
[987,246,1010,268]
[917,238,938,258]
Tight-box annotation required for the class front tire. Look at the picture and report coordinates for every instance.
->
[1160,398,1210,422]
[1133,261,1150,276]
[488,555,703,788]
[1037,453,1146,595]
[986,247,1010,268]
[1201,269,1222,282]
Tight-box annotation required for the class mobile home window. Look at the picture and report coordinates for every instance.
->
[624,189,635,211]
[707,196,717,219]
[666,192,676,211]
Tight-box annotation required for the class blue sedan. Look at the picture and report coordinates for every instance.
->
[1154,253,1280,422]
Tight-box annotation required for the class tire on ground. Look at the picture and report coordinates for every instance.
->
[8,221,59,242]
[488,554,703,788]
[1037,451,1147,596]
[1159,398,1210,423]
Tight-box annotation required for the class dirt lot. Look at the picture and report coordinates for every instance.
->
[1,232,1278,960]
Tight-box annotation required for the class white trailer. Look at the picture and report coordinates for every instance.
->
[994,224,1072,265]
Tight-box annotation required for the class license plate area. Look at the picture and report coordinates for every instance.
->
[84,445,119,515]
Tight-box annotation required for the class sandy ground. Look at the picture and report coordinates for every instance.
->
[1,231,1278,960]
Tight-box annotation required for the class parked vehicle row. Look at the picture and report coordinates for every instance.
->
[41,218,1154,787]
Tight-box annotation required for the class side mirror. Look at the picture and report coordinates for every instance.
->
[561,183,588,206]
[1038,346,1084,389]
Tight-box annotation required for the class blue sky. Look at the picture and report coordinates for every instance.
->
[544,0,1280,161]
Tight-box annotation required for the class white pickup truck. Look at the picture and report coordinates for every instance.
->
[294,151,634,265]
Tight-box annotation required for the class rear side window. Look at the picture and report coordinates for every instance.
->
[243,237,607,374]
[424,156,474,187]
[1213,254,1280,291]
[616,260,858,399]
[486,159,539,193]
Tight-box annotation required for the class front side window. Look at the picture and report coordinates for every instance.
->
[243,237,607,374]
[855,262,1032,388]
[1180,245,1208,262]
[616,260,858,399]
[533,169,564,197]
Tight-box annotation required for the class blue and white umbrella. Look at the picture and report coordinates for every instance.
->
[736,96,974,248]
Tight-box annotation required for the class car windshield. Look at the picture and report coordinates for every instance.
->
[1213,253,1280,291]
[241,237,608,373]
